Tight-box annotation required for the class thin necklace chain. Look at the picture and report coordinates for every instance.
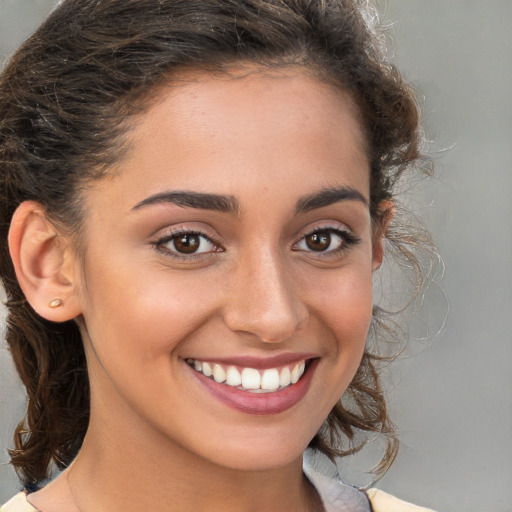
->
[64,467,323,512]
[66,469,84,512]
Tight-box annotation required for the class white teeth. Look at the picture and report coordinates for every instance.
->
[202,362,212,377]
[241,368,261,390]
[290,360,305,384]
[213,364,226,383]
[261,368,280,391]
[226,366,242,386]
[279,367,291,387]
[189,359,308,392]
[290,364,300,384]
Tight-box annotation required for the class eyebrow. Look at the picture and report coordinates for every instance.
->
[132,190,240,214]
[132,186,367,216]
[295,186,368,214]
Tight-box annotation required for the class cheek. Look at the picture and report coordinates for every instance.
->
[296,266,374,426]
[79,255,221,367]
[309,267,374,348]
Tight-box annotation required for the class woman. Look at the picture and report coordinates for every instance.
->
[0,0,436,510]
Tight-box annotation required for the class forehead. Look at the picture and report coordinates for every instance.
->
[93,67,370,211]
[140,66,367,153]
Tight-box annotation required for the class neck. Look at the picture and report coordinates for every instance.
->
[58,413,320,512]
[28,359,324,512]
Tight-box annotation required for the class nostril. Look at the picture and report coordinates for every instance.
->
[223,299,307,342]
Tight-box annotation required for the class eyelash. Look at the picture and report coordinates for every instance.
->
[152,225,360,261]
[152,228,223,261]
[292,226,360,257]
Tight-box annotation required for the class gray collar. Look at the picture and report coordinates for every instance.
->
[303,462,371,512]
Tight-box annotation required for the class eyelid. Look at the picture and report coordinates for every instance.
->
[292,224,360,254]
[151,226,224,259]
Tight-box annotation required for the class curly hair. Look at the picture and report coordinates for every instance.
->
[0,0,430,489]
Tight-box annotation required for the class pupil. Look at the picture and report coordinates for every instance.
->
[306,232,331,251]
[174,234,200,254]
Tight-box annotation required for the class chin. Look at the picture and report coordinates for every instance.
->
[187,423,319,472]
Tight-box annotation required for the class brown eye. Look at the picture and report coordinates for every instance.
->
[305,232,331,252]
[294,227,359,255]
[156,231,219,257]
[173,234,201,254]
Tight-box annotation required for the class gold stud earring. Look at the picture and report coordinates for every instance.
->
[48,299,63,308]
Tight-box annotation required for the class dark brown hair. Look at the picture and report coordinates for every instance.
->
[0,0,429,489]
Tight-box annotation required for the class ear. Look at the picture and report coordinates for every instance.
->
[8,201,82,322]
[372,200,394,270]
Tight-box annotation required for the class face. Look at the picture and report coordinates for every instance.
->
[74,68,381,471]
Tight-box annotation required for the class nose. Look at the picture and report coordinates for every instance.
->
[223,247,308,343]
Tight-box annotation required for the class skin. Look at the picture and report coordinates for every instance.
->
[14,67,387,512]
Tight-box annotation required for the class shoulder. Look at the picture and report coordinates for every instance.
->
[0,493,39,512]
[366,488,436,512]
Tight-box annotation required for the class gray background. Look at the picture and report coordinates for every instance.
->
[1,1,511,510]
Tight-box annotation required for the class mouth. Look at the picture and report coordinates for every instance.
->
[185,357,318,415]
[186,358,308,393]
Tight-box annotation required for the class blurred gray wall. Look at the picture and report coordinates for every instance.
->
[366,3,512,511]
[1,1,511,511]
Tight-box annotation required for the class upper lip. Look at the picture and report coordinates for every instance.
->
[183,353,318,369]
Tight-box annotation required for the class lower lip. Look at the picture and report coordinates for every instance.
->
[188,359,318,415]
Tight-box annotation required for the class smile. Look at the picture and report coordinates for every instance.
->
[186,359,307,393]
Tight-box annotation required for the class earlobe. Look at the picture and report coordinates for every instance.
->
[8,201,82,322]
[372,200,394,270]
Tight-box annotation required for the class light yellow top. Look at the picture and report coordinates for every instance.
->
[0,493,37,512]
[367,488,436,512]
